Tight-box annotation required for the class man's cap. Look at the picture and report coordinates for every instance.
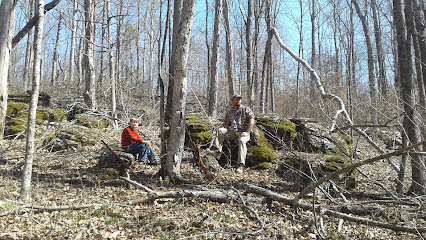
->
[129,118,140,123]
[231,94,242,101]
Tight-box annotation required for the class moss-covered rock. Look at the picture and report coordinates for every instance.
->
[46,108,69,122]
[6,102,26,118]
[255,115,296,148]
[42,125,101,151]
[250,162,271,170]
[290,118,353,156]
[75,114,111,129]
[185,114,212,145]
[283,154,357,190]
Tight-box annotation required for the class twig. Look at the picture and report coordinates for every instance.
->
[294,140,426,202]
[119,176,155,194]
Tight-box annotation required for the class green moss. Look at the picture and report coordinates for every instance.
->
[186,114,210,132]
[47,108,69,121]
[255,117,296,147]
[6,102,26,117]
[76,114,111,129]
[250,162,271,170]
[248,144,276,162]
[62,128,99,146]
[188,132,211,145]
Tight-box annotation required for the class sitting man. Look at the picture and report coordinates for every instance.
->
[210,94,255,173]
[121,118,157,165]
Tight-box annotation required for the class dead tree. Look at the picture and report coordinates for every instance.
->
[21,0,45,201]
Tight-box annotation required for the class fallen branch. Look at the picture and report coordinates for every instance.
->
[119,176,155,194]
[271,27,400,173]
[12,0,62,48]
[245,184,426,234]
[294,140,426,202]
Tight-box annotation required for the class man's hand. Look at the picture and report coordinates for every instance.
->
[143,141,152,147]
[240,131,250,137]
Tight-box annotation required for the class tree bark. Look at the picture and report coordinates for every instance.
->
[51,9,62,87]
[0,0,17,139]
[69,0,77,83]
[208,0,222,119]
[223,0,235,98]
[246,0,254,106]
[371,0,388,99]
[309,0,316,102]
[21,0,45,201]
[83,0,96,110]
[353,0,378,127]
[106,0,117,129]
[260,0,273,114]
[162,0,196,181]
[23,0,34,92]
[393,0,426,195]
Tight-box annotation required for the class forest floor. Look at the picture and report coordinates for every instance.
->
[0,123,424,240]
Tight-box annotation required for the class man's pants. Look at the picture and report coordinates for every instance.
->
[210,127,250,165]
[123,143,155,162]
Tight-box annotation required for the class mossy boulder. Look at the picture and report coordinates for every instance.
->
[250,162,271,170]
[255,115,296,148]
[4,110,52,138]
[283,154,357,190]
[42,125,100,151]
[46,108,69,122]
[185,114,212,145]
[290,118,353,156]
[75,114,111,129]
[6,102,26,118]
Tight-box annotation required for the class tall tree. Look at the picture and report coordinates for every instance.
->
[260,0,273,113]
[353,0,378,126]
[23,0,35,91]
[161,0,197,182]
[223,0,235,97]
[83,0,96,109]
[208,0,222,119]
[20,0,45,201]
[309,0,316,102]
[393,0,426,195]
[371,0,388,99]
[0,0,18,139]
[51,9,62,86]
[106,0,117,129]
[246,0,254,106]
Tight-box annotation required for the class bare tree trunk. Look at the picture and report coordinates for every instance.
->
[393,0,426,195]
[165,0,182,126]
[252,0,263,103]
[23,0,34,92]
[69,0,77,83]
[246,0,254,106]
[51,9,62,87]
[309,0,316,102]
[105,0,117,129]
[208,0,222,119]
[162,0,196,182]
[353,0,378,126]
[83,0,96,110]
[260,0,272,114]
[371,0,388,99]
[204,0,211,100]
[20,0,44,201]
[223,0,234,98]
[0,0,17,139]
[295,0,303,118]
[159,0,171,171]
